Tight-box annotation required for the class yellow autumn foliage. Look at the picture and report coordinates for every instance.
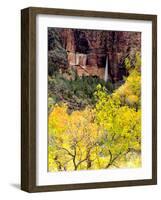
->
[48,102,141,171]
[48,56,141,172]
[48,105,105,171]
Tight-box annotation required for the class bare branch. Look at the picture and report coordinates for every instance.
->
[57,146,74,157]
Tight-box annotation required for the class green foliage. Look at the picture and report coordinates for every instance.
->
[125,57,131,71]
[48,69,108,111]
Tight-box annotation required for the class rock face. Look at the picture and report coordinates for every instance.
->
[48,28,68,76]
[48,28,141,82]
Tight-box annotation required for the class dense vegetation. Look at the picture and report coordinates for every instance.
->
[48,53,141,171]
[48,69,114,112]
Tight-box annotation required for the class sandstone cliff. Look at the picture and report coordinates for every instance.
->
[48,28,141,82]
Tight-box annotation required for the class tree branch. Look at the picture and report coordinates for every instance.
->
[57,146,74,157]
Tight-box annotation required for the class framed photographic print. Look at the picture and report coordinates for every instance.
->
[21,7,157,192]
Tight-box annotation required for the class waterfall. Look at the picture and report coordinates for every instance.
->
[104,56,108,82]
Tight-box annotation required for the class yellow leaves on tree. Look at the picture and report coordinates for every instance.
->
[48,102,141,171]
[94,64,141,168]
[116,69,141,109]
[48,54,141,171]
[48,104,103,171]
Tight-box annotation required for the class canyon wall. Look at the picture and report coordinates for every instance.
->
[48,28,141,82]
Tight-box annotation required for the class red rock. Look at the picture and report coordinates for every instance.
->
[87,53,97,66]
[51,28,141,82]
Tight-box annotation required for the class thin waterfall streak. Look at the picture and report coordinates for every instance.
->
[104,56,108,82]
